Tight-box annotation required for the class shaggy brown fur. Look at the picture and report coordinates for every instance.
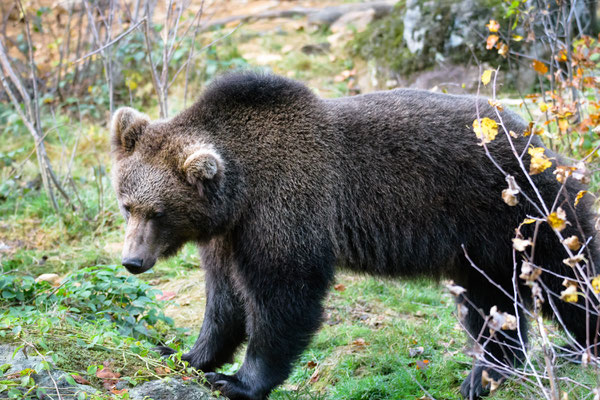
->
[110,72,599,400]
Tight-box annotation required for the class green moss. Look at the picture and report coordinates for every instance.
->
[350,0,512,79]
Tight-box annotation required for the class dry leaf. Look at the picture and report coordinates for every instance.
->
[446,282,466,297]
[486,35,499,50]
[547,207,567,231]
[409,346,425,357]
[512,238,532,252]
[562,236,581,251]
[560,285,579,303]
[334,283,346,292]
[157,291,177,301]
[562,254,586,268]
[486,19,500,32]
[497,43,509,57]
[352,338,367,347]
[520,261,542,282]
[71,374,91,385]
[487,99,503,111]
[554,165,575,183]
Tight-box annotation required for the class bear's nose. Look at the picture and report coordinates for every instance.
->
[122,257,145,274]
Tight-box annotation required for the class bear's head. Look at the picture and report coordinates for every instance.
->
[110,107,227,274]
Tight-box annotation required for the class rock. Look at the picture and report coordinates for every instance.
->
[35,273,61,286]
[129,378,215,400]
[307,1,396,26]
[300,43,331,55]
[0,345,98,396]
[330,9,376,34]
[403,0,426,53]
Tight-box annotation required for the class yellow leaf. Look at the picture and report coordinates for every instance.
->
[592,276,600,294]
[558,118,569,133]
[486,35,499,50]
[560,285,578,303]
[486,19,500,32]
[528,147,552,175]
[532,60,548,75]
[539,102,549,112]
[575,190,588,207]
[547,207,567,231]
[523,218,536,224]
[473,118,498,144]
[481,69,493,86]
[512,35,523,41]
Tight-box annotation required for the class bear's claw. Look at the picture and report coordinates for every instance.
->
[204,372,263,400]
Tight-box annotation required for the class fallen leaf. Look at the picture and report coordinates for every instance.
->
[334,283,346,292]
[111,388,128,395]
[71,374,91,385]
[154,366,171,375]
[409,346,425,357]
[306,361,317,369]
[157,291,177,301]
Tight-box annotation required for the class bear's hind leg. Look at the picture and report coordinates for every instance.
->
[457,273,529,400]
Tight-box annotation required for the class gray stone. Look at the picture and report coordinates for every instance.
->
[129,377,215,400]
[0,344,98,397]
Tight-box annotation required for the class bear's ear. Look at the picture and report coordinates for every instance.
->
[111,107,150,157]
[183,149,223,193]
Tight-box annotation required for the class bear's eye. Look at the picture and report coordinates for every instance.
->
[150,211,165,219]
[123,204,132,214]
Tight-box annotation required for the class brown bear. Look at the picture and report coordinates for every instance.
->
[110,72,598,400]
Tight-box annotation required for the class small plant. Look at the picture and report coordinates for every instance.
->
[0,265,174,342]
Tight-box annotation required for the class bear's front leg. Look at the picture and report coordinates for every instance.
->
[157,264,247,372]
[205,261,333,400]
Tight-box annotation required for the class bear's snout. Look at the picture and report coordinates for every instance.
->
[122,257,147,274]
